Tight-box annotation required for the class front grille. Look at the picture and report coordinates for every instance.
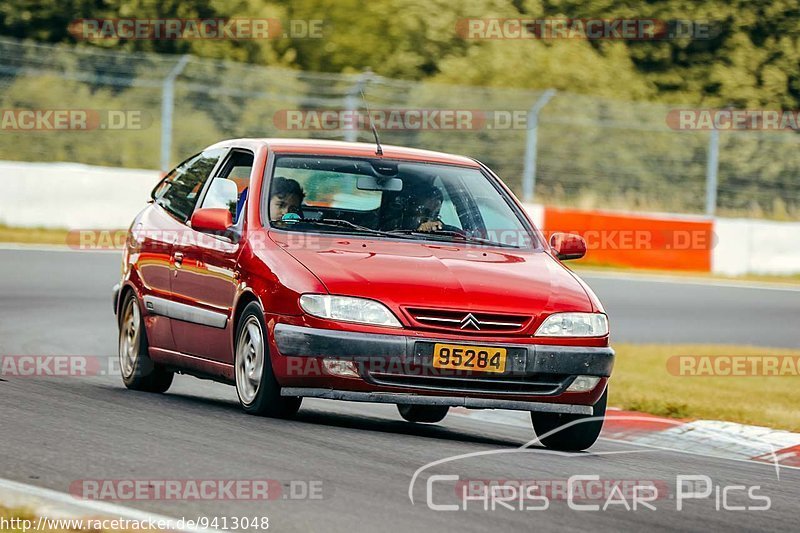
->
[405,308,531,334]
[365,370,570,396]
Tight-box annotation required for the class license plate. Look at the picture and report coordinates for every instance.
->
[432,343,507,373]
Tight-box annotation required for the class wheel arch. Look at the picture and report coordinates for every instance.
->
[116,283,138,325]
[231,289,265,343]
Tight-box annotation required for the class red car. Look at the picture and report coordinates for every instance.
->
[113,138,613,451]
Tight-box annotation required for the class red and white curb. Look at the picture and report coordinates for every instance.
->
[450,407,800,469]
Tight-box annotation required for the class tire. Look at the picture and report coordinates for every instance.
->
[234,302,301,418]
[397,404,449,424]
[118,291,174,393]
[530,388,608,452]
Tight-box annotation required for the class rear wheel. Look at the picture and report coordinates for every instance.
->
[397,404,449,423]
[118,292,173,393]
[530,388,607,451]
[234,302,301,418]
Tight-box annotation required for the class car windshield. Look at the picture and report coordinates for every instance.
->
[265,155,536,249]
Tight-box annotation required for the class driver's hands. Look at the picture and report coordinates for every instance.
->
[417,220,443,232]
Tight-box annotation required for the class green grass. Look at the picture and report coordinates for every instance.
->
[611,344,800,431]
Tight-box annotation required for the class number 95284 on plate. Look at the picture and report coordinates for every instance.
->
[432,343,507,373]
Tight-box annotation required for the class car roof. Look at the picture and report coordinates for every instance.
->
[208,138,481,167]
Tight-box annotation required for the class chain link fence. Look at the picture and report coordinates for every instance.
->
[1,36,798,219]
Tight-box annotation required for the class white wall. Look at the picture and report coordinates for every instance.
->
[0,160,160,229]
[713,217,800,276]
[521,203,544,229]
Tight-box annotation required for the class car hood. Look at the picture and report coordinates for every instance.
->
[270,232,594,320]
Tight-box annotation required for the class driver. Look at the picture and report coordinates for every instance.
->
[269,177,305,221]
[378,182,444,233]
[408,184,444,232]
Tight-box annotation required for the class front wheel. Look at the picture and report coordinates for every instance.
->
[234,303,301,418]
[530,388,607,452]
[118,292,173,393]
[397,404,449,423]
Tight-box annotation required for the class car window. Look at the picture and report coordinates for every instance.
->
[431,176,462,230]
[199,150,254,224]
[154,148,225,222]
[266,156,534,248]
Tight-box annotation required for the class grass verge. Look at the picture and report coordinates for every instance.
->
[573,262,800,286]
[0,505,135,532]
[611,344,800,432]
[0,225,70,246]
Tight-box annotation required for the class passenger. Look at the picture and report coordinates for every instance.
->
[269,177,305,221]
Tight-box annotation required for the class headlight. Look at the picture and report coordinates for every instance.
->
[299,294,402,328]
[534,312,608,337]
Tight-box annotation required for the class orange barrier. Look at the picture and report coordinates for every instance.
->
[543,206,713,272]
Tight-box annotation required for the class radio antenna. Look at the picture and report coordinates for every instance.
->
[359,87,383,156]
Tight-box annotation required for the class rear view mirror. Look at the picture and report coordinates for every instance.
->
[357,176,403,191]
[550,232,587,261]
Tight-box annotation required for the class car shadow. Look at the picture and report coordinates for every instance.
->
[292,406,528,448]
[96,382,529,449]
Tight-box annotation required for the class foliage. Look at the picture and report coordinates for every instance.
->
[0,0,798,218]
[1,0,798,107]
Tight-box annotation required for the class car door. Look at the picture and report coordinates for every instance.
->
[130,203,184,352]
[170,149,254,363]
[141,148,226,352]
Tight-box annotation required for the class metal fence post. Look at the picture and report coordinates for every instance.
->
[522,89,557,203]
[344,70,371,142]
[160,54,191,171]
[705,128,720,216]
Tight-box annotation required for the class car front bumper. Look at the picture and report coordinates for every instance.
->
[273,323,614,413]
[280,388,596,415]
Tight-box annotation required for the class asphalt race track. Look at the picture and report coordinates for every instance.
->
[1,248,799,532]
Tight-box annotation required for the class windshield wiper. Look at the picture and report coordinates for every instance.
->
[388,229,519,248]
[298,218,416,239]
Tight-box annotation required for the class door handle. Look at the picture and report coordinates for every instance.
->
[173,252,184,267]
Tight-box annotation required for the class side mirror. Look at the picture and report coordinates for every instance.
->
[190,208,236,240]
[550,232,586,261]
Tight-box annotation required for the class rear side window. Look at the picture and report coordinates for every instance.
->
[154,148,225,222]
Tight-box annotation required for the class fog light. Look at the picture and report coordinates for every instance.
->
[322,358,360,378]
[566,375,601,392]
